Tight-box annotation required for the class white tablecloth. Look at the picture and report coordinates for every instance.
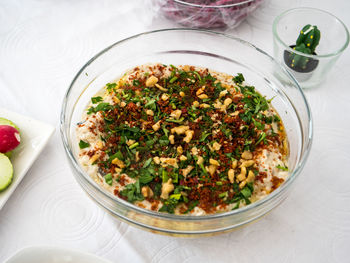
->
[1,0,349,262]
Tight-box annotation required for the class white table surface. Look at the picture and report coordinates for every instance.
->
[1,0,349,262]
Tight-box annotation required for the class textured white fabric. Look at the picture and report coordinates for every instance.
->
[0,0,349,262]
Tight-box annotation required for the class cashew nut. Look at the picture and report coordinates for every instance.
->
[161,93,169,100]
[171,125,189,135]
[241,151,253,160]
[183,130,194,143]
[153,156,160,164]
[142,186,154,198]
[237,166,247,181]
[200,103,210,108]
[241,160,255,167]
[169,135,175,144]
[180,155,187,161]
[209,158,220,166]
[156,83,168,92]
[208,164,217,176]
[197,156,204,165]
[192,101,200,107]
[160,179,174,199]
[146,109,154,116]
[182,165,194,177]
[228,169,235,183]
[145,76,158,87]
[224,97,233,107]
[111,157,125,168]
[90,154,99,164]
[198,94,208,100]
[232,159,238,169]
[246,170,255,183]
[212,142,221,151]
[152,120,161,131]
[170,109,182,120]
[177,146,183,155]
[191,147,199,156]
[219,89,228,98]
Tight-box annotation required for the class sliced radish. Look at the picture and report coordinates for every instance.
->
[0,117,20,158]
[0,125,21,153]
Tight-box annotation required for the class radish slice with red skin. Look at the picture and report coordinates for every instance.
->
[0,125,21,153]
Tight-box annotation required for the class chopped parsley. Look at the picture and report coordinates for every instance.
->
[232,73,245,84]
[91,96,103,104]
[240,186,252,199]
[87,102,113,114]
[142,158,152,168]
[184,200,199,214]
[276,164,288,171]
[139,172,153,184]
[104,173,113,185]
[120,180,144,202]
[79,140,90,149]
[159,195,181,214]
[256,132,267,145]
[106,83,116,92]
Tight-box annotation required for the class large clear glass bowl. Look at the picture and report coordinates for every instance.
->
[60,29,312,237]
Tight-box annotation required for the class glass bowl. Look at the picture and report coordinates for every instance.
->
[60,29,312,237]
[273,7,349,88]
[154,0,264,29]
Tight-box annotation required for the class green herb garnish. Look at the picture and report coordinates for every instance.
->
[91,96,103,104]
[87,102,113,114]
[169,76,178,83]
[142,158,153,168]
[129,142,139,149]
[79,140,90,149]
[139,172,153,184]
[106,83,116,92]
[184,200,199,214]
[104,173,113,185]
[166,117,184,123]
[232,73,245,84]
[276,165,288,171]
[255,132,267,145]
[120,180,144,202]
[240,187,252,199]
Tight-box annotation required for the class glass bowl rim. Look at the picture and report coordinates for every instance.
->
[171,0,257,9]
[60,28,313,221]
[272,7,350,59]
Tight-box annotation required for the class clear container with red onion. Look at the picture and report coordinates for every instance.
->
[153,0,264,29]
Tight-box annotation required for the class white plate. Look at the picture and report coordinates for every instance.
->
[0,108,54,210]
[5,246,112,263]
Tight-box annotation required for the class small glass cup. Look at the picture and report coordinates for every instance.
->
[273,7,349,88]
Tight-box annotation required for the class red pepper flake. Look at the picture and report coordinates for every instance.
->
[151,200,160,211]
[126,102,137,112]
[118,175,127,186]
[271,176,284,190]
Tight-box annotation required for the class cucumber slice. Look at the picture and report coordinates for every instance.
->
[0,153,13,191]
[5,151,12,158]
[0,117,20,131]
